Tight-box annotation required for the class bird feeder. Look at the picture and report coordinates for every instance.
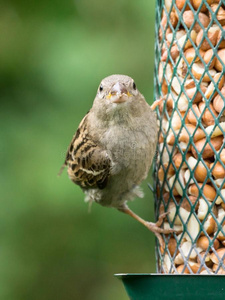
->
[117,0,225,298]
[154,0,225,275]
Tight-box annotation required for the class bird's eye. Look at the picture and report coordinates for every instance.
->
[99,84,103,92]
[133,82,136,90]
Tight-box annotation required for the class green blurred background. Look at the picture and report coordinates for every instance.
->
[1,0,156,299]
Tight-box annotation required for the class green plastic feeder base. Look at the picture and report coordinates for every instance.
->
[115,274,225,300]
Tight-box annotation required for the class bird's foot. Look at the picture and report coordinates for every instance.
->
[145,212,175,248]
[150,96,166,111]
[118,206,175,248]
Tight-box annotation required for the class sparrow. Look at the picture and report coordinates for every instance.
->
[60,74,173,246]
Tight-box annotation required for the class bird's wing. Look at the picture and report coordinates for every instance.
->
[63,114,111,189]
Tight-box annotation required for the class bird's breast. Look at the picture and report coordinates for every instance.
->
[100,123,157,179]
[86,109,158,207]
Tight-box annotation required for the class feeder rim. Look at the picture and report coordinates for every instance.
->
[114,273,225,279]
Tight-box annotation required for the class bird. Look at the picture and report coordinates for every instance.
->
[60,74,173,247]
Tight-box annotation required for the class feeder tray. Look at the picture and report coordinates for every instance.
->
[115,273,225,300]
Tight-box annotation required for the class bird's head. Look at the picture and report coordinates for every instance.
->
[96,74,138,104]
[92,75,145,121]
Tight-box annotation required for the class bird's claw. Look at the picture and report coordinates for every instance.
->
[150,96,166,111]
[155,212,170,227]
[145,212,176,249]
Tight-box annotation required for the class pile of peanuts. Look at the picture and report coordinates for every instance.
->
[156,0,225,274]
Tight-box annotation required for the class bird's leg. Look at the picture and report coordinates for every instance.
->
[150,96,166,111]
[118,205,174,248]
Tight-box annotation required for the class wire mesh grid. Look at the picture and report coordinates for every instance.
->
[154,0,225,274]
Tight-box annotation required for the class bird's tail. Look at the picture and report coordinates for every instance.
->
[58,164,66,176]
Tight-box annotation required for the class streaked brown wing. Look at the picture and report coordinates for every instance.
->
[64,115,111,189]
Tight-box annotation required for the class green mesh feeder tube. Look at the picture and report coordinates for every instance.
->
[154,0,225,274]
[116,1,225,297]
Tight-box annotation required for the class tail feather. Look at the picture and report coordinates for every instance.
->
[58,164,66,176]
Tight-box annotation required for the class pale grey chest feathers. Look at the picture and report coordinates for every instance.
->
[99,123,157,178]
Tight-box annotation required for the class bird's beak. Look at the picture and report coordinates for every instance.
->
[107,82,131,103]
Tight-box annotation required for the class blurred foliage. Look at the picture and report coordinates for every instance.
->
[0,0,156,299]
